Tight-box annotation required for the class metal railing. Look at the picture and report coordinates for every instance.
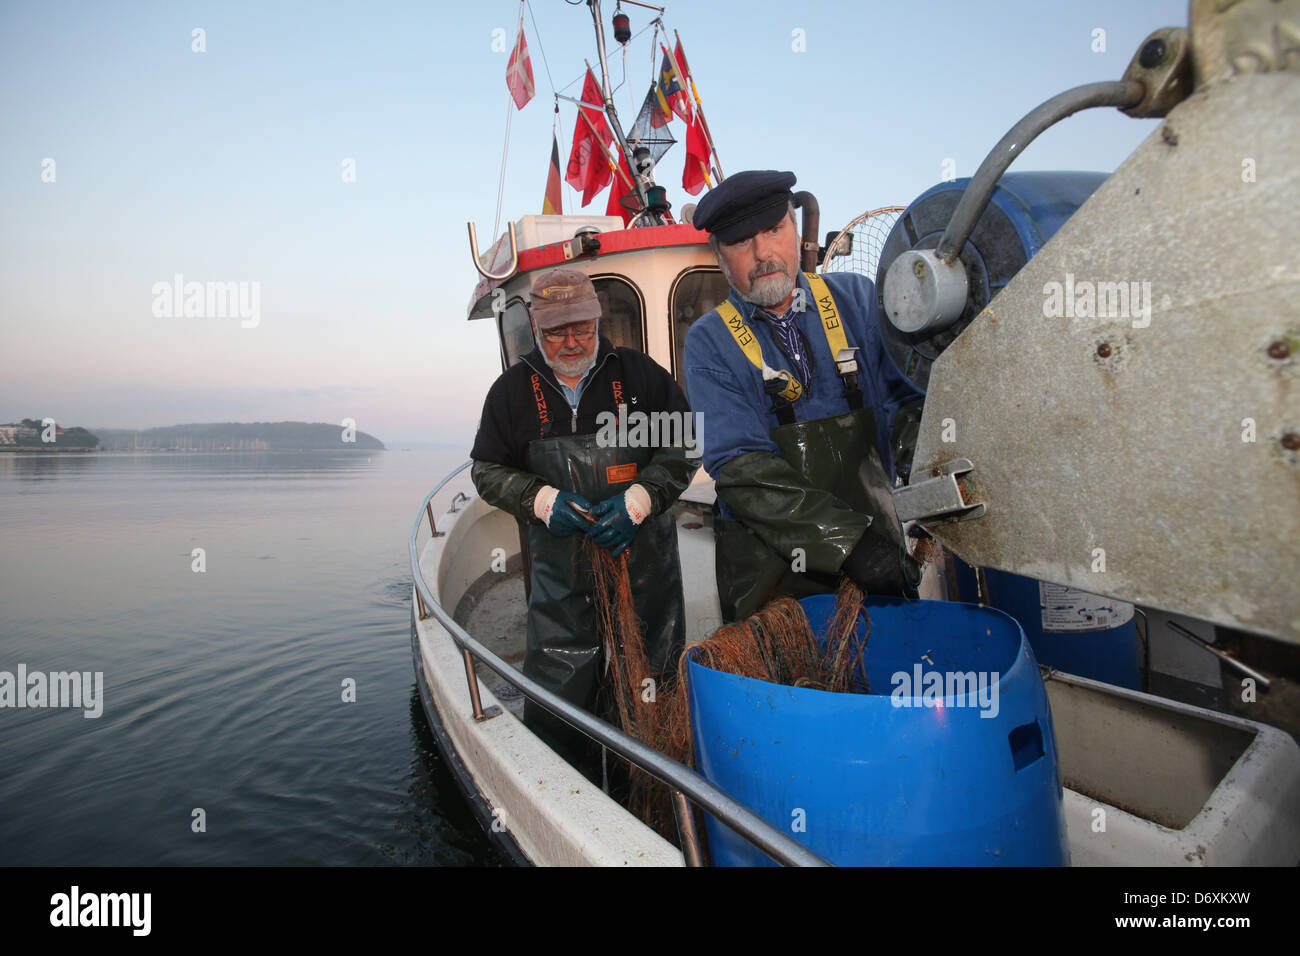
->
[409,460,828,867]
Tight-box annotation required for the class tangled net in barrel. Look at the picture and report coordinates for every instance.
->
[586,537,871,839]
[684,585,870,695]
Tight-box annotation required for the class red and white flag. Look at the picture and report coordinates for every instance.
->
[506,20,534,110]
[566,68,616,206]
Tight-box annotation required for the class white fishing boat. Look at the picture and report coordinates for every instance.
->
[409,0,1300,866]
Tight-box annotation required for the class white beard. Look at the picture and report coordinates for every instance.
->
[719,254,797,309]
[543,346,597,380]
[742,269,796,308]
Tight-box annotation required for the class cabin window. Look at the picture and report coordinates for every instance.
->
[670,267,731,396]
[499,297,535,368]
[499,276,644,370]
[591,276,644,352]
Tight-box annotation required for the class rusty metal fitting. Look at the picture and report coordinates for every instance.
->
[1122,27,1193,118]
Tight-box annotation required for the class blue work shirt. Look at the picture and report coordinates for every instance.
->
[557,364,595,411]
[683,271,923,484]
[758,302,812,388]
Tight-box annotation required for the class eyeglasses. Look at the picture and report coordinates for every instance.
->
[540,324,597,344]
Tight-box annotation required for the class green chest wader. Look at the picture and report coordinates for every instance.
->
[712,274,910,623]
[714,406,907,622]
[522,431,686,773]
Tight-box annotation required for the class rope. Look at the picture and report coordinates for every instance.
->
[491,92,514,241]
[490,4,528,241]
[525,0,555,96]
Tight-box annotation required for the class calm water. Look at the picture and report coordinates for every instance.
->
[0,447,500,866]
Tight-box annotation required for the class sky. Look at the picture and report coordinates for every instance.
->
[0,0,1189,446]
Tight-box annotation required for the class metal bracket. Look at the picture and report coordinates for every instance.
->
[891,458,986,523]
[463,648,503,722]
[447,491,469,514]
[563,231,602,261]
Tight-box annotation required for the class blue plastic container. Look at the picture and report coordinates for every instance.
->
[687,596,1069,866]
[952,563,1141,690]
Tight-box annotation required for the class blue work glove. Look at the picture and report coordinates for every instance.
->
[546,490,595,537]
[588,493,639,556]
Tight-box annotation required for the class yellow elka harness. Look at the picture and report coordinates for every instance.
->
[715,272,854,404]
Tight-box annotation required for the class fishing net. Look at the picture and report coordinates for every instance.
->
[586,538,870,840]
[820,206,906,283]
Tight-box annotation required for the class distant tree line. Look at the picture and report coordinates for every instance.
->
[92,422,385,451]
[0,418,100,448]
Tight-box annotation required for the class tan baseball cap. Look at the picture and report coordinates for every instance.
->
[529,268,602,330]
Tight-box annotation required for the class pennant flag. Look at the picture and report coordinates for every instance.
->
[565,69,616,206]
[606,152,636,226]
[674,38,691,84]
[506,21,535,110]
[672,35,719,190]
[543,133,562,215]
[655,48,691,124]
[683,113,711,196]
[575,67,613,142]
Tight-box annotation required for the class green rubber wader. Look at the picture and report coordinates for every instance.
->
[714,406,907,623]
[522,432,686,775]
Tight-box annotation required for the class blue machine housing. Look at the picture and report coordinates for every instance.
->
[878,171,1141,686]
[687,595,1070,867]
[875,170,1109,393]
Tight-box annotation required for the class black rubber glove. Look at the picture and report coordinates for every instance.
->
[841,526,922,597]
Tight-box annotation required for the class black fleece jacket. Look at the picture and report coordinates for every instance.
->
[470,336,698,523]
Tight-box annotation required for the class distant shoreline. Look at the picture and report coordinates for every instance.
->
[0,446,384,454]
[3,420,386,452]
[0,446,98,453]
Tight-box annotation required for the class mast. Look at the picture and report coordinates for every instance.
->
[588,0,658,224]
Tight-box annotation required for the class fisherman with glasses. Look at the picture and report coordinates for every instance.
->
[471,268,697,779]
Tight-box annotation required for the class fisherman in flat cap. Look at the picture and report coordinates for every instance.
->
[683,170,925,621]
[471,267,697,777]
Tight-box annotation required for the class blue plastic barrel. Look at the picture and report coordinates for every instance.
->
[686,596,1069,867]
[953,563,1141,690]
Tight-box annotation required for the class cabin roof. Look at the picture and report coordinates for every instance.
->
[468,221,710,320]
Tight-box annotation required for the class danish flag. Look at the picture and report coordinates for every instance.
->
[506,20,534,110]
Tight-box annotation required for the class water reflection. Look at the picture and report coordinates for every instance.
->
[394,686,504,867]
[0,445,498,866]
[0,449,384,481]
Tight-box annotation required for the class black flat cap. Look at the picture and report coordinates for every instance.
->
[692,170,798,243]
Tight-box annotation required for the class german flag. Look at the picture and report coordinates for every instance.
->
[543,133,562,215]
